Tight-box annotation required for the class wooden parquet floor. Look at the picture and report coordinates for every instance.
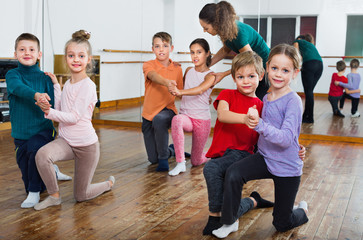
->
[1,121,363,239]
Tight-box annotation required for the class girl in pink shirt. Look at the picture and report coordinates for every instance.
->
[34,30,114,210]
[168,38,216,176]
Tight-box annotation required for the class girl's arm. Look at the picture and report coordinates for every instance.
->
[46,81,96,125]
[254,99,301,148]
[178,73,216,96]
[345,88,360,94]
[217,100,248,124]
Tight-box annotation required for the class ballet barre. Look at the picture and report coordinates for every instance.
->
[328,65,363,68]
[321,56,363,60]
[101,61,146,64]
[103,49,153,54]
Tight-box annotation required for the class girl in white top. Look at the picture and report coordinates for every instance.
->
[34,30,114,210]
[168,38,216,176]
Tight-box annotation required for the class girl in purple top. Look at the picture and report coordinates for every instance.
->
[212,44,308,238]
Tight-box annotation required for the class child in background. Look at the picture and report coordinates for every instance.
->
[213,44,308,238]
[168,38,215,176]
[202,51,276,235]
[328,60,348,117]
[142,32,184,171]
[34,30,114,210]
[336,59,361,117]
[5,33,71,208]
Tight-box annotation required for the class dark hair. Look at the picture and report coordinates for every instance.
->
[15,33,40,51]
[64,30,93,71]
[350,58,360,69]
[189,38,212,67]
[304,33,314,44]
[199,1,238,42]
[231,51,264,79]
[152,32,172,46]
[336,60,346,72]
[295,35,305,41]
[267,44,302,70]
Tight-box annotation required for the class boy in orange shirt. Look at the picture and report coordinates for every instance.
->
[142,32,183,171]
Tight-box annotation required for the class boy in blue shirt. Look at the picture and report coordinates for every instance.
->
[6,33,70,208]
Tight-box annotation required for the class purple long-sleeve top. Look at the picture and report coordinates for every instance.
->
[338,73,361,98]
[255,91,303,177]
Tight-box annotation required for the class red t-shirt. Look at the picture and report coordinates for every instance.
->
[206,89,263,158]
[329,73,348,97]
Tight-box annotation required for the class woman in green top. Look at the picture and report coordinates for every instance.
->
[293,34,323,123]
[199,1,269,100]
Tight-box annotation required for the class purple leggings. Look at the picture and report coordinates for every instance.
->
[171,114,211,166]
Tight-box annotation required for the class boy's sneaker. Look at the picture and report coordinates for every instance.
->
[351,112,360,118]
[334,110,345,118]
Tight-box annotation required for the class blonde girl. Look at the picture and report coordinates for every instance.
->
[213,44,308,238]
[168,38,215,176]
[34,30,114,210]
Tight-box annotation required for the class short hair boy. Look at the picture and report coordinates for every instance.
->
[336,58,361,117]
[6,33,69,208]
[328,60,347,117]
[142,32,183,171]
[202,51,273,235]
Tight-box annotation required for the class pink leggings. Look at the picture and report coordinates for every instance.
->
[171,114,211,166]
[35,138,111,202]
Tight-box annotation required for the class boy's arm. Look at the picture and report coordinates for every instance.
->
[217,100,248,124]
[178,73,216,96]
[147,71,176,88]
[6,70,51,107]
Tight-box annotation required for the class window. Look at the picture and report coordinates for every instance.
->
[345,15,363,57]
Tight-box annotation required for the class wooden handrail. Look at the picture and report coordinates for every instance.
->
[328,65,363,68]
[101,61,193,64]
[321,56,363,59]
[103,49,153,54]
[101,61,146,64]
[177,52,190,54]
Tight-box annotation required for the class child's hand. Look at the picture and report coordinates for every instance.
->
[167,80,177,94]
[169,84,181,96]
[45,72,59,84]
[298,144,306,161]
[334,81,340,86]
[246,105,259,129]
[34,92,51,109]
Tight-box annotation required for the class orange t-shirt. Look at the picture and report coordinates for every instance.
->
[142,59,183,121]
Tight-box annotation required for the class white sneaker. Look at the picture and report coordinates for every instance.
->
[54,164,72,181]
[351,112,360,118]
[212,221,239,238]
[168,161,186,176]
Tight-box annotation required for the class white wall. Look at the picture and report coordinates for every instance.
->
[1,0,362,101]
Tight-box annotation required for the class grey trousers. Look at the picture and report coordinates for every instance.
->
[142,108,175,164]
[35,138,111,202]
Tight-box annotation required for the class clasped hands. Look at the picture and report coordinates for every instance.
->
[167,80,181,96]
[34,92,51,114]
[246,105,259,129]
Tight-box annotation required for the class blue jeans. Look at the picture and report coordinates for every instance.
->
[142,108,175,164]
[14,128,56,193]
[203,149,253,216]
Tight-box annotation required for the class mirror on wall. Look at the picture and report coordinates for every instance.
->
[6,0,360,140]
